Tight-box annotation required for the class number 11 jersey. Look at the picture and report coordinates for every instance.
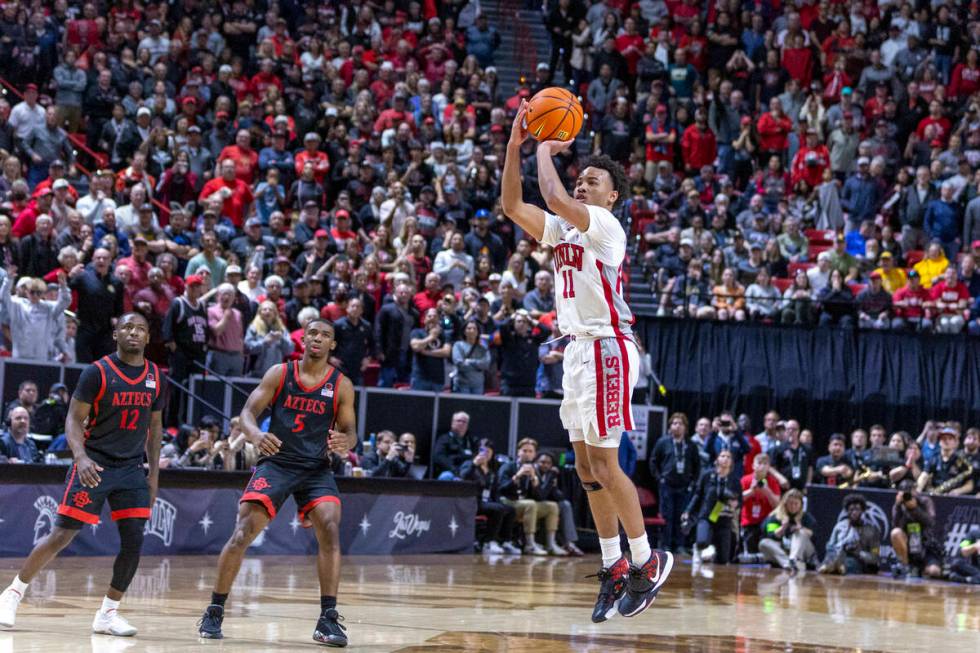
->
[540,203,634,339]
[74,354,165,467]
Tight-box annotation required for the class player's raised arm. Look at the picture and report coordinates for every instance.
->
[501,99,547,241]
[327,376,357,455]
[536,139,590,232]
[239,363,285,456]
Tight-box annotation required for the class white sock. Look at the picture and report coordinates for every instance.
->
[628,534,652,567]
[599,536,622,568]
[101,596,120,613]
[8,576,28,595]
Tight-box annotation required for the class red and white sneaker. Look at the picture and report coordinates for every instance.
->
[617,550,674,618]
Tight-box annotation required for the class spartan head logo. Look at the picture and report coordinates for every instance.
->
[33,496,59,545]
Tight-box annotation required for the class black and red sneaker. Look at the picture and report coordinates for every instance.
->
[618,550,674,618]
[588,557,629,623]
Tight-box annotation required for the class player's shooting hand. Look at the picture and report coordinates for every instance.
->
[254,432,282,456]
[538,138,574,156]
[77,455,104,488]
[510,99,529,146]
[327,429,354,454]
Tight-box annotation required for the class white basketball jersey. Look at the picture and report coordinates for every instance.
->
[540,203,633,339]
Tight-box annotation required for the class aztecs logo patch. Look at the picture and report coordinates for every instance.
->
[73,491,92,508]
[250,477,270,491]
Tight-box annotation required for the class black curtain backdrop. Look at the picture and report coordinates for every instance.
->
[640,319,980,450]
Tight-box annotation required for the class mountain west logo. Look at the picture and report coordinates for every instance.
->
[835,499,890,543]
[33,496,59,545]
[144,498,177,547]
[389,511,431,540]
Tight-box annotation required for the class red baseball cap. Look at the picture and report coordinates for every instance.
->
[186,275,205,287]
[314,228,329,238]
[335,209,350,219]
[25,83,38,92]
[972,240,980,250]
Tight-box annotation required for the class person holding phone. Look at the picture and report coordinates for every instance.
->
[245,300,295,377]
[460,439,521,555]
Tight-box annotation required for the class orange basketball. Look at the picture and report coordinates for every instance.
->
[524,86,584,142]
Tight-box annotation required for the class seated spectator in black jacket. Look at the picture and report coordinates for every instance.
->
[684,449,741,565]
[360,430,411,479]
[816,269,855,328]
[432,412,475,480]
[535,451,583,555]
[0,407,40,463]
[889,481,943,579]
[4,380,38,424]
[460,438,521,555]
[857,271,893,329]
[815,433,854,486]
[949,526,980,585]
[332,297,375,386]
[497,437,564,556]
[497,310,551,396]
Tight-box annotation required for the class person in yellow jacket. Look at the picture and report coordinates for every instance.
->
[873,251,907,293]
[912,242,949,289]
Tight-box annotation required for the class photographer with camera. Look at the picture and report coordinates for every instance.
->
[683,449,741,565]
[361,430,412,479]
[498,438,564,556]
[704,411,753,480]
[889,480,943,579]
[738,454,782,563]
[649,413,701,553]
[758,489,817,573]
[818,493,881,575]
[949,526,980,585]
[461,438,521,555]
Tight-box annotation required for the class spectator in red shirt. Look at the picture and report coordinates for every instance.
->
[782,32,814,87]
[249,58,283,98]
[950,49,980,100]
[414,271,443,316]
[374,93,416,135]
[615,18,645,76]
[757,97,793,160]
[219,129,259,185]
[330,210,358,253]
[198,159,254,228]
[916,100,952,145]
[739,453,782,559]
[294,132,330,186]
[116,235,152,293]
[791,129,830,189]
[370,61,398,108]
[680,109,717,173]
[892,270,933,331]
[12,188,53,238]
[929,265,970,334]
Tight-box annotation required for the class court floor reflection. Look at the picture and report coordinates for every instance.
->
[0,554,977,652]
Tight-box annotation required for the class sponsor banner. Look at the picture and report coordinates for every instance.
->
[808,485,980,559]
[0,484,475,557]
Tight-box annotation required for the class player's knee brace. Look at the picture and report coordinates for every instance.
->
[110,518,146,593]
[581,480,603,492]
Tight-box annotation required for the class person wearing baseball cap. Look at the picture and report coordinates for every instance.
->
[872,250,907,294]
[856,270,891,329]
[892,267,931,331]
[918,425,973,496]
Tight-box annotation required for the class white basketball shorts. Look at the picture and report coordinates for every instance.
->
[560,336,639,448]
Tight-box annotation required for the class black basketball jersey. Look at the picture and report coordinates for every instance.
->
[266,360,344,469]
[73,354,165,467]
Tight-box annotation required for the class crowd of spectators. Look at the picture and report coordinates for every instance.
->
[538,0,980,334]
[648,409,980,583]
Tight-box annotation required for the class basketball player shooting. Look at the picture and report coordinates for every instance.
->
[198,318,356,647]
[0,311,164,636]
[501,99,673,621]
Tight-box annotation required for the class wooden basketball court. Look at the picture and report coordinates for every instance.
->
[1,554,977,652]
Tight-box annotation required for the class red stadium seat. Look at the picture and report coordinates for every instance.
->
[805,228,835,245]
[906,250,925,266]
[771,277,793,294]
[788,262,815,277]
[809,244,831,259]
[635,485,666,530]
